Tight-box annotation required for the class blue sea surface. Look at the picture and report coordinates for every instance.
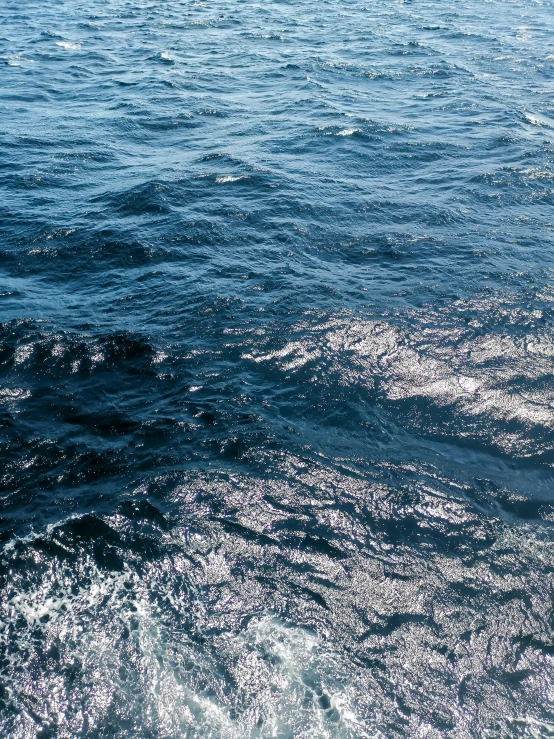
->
[1,0,554,736]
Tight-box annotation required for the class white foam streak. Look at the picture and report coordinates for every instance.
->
[2,551,367,738]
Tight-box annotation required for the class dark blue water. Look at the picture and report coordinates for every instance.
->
[1,0,554,736]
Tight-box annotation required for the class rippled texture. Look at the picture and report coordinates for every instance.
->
[1,1,554,736]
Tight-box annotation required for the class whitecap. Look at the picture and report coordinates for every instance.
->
[524,111,554,129]
[56,41,81,50]
[215,175,248,184]
[5,53,34,67]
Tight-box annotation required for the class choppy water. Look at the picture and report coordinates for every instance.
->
[1,0,554,736]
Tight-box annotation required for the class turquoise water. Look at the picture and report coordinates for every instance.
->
[1,1,554,736]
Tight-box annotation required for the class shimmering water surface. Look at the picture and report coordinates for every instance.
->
[1,0,554,736]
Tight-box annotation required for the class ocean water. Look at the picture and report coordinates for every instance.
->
[1,0,554,736]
